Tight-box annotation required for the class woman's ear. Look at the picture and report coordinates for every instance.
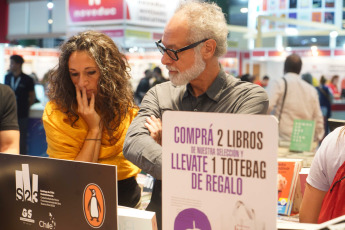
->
[201,39,217,60]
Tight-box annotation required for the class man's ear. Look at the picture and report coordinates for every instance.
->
[201,39,217,59]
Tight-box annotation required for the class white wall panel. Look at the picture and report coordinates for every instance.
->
[29,1,48,34]
[8,2,28,35]
[52,0,67,33]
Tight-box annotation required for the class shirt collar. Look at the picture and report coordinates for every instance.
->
[183,66,226,102]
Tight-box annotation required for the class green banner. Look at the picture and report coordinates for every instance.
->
[125,30,151,39]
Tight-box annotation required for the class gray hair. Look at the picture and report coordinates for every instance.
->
[175,1,228,57]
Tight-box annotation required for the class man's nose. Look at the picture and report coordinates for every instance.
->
[161,52,174,65]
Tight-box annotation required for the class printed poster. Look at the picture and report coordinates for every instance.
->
[300,0,309,8]
[312,0,322,8]
[162,111,278,230]
[312,12,322,22]
[324,12,335,24]
[280,0,286,9]
[289,12,297,27]
[269,0,277,10]
[298,11,310,29]
[268,13,276,29]
[289,0,297,9]
[263,0,268,11]
[325,0,335,7]
[278,13,287,29]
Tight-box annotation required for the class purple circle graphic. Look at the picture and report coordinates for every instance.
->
[174,208,211,230]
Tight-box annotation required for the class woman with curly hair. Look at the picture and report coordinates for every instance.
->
[42,30,141,208]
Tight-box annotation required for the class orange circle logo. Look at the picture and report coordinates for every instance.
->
[83,183,105,228]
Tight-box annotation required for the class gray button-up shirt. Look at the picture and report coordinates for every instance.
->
[123,68,269,179]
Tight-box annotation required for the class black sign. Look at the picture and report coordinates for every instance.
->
[0,153,117,230]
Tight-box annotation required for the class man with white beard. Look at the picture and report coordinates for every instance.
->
[123,1,268,229]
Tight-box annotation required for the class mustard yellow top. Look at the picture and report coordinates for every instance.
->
[42,101,141,181]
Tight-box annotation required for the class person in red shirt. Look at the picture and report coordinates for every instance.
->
[254,75,269,88]
[328,75,340,100]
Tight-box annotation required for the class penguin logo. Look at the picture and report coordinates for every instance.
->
[83,183,105,228]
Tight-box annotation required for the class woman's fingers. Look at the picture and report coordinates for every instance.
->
[89,92,95,110]
[75,85,83,112]
[81,87,88,108]
[75,85,100,131]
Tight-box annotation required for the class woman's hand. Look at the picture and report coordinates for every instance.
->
[145,115,162,145]
[74,85,102,163]
[75,85,101,132]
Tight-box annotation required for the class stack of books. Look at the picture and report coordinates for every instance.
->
[277,159,303,216]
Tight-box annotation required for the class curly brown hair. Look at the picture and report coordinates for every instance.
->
[47,30,135,141]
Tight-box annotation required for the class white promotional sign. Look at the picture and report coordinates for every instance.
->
[126,0,178,27]
[162,111,278,229]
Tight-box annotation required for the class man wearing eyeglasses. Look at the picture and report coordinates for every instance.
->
[123,1,268,229]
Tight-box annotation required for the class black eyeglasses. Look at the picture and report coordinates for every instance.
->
[155,39,208,61]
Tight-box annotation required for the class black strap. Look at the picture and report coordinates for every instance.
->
[318,86,331,104]
[330,175,345,192]
[278,77,287,124]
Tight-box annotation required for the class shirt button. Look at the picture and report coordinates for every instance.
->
[194,109,198,111]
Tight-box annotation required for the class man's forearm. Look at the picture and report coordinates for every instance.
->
[123,132,162,179]
[0,130,20,154]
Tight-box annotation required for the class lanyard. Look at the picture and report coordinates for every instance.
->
[11,76,21,91]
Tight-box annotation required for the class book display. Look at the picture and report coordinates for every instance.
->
[277,159,303,216]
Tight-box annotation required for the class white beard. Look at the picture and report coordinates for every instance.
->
[168,51,206,86]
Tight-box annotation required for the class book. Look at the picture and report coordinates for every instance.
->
[289,119,316,152]
[299,167,310,197]
[118,206,157,230]
[328,118,345,132]
[278,213,345,229]
[277,159,303,215]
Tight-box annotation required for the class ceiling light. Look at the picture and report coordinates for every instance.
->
[285,28,298,36]
[47,2,54,9]
[240,8,248,13]
[330,31,338,38]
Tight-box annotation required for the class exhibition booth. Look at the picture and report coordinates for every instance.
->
[3,0,345,228]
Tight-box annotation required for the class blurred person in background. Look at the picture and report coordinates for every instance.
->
[341,78,345,98]
[302,72,313,85]
[240,73,254,83]
[4,55,35,155]
[0,84,19,154]
[134,69,153,105]
[328,75,341,100]
[266,54,324,144]
[151,66,167,87]
[254,75,270,88]
[316,76,332,138]
[42,30,141,208]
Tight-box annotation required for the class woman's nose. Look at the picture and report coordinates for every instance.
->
[77,74,88,88]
